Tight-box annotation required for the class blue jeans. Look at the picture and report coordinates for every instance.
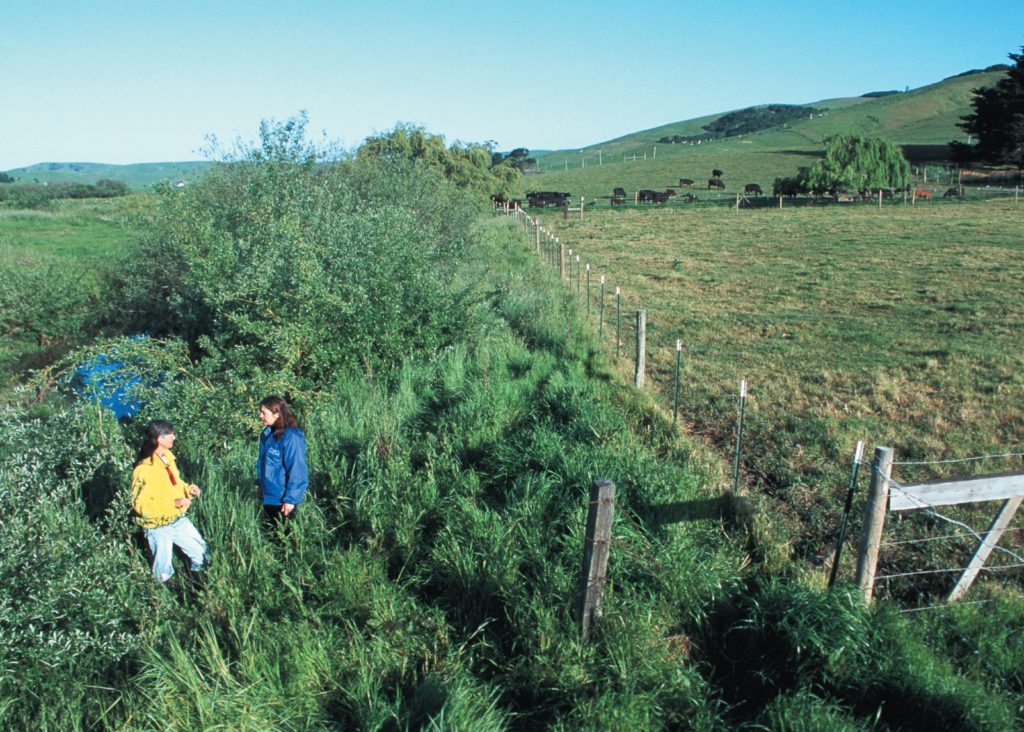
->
[144,516,207,582]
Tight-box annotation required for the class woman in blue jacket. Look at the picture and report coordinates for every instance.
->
[257,395,309,525]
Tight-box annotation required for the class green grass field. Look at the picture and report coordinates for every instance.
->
[0,195,151,379]
[1,161,211,189]
[525,198,1024,591]
[528,68,1010,201]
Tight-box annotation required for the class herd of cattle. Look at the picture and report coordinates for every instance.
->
[494,172,966,210]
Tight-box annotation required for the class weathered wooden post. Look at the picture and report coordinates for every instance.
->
[778,193,783,209]
[535,221,541,253]
[855,446,894,603]
[634,310,646,387]
[558,241,566,280]
[578,479,615,641]
[878,189,883,210]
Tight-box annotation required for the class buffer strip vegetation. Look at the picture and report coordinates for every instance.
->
[2,116,1022,729]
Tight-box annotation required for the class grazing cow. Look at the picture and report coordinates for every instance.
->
[708,178,725,190]
[943,187,962,198]
[744,183,763,195]
[678,178,694,188]
[682,193,699,203]
[526,191,571,208]
[914,189,932,200]
[638,189,677,203]
[491,194,521,210]
[611,187,627,205]
[712,169,724,178]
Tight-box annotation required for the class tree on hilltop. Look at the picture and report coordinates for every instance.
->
[954,46,1024,170]
[807,135,910,195]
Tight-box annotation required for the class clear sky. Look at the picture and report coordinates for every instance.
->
[2,1,1021,170]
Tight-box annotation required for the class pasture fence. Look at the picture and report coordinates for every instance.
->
[855,446,1024,605]
[506,184,1021,214]
[499,202,1024,612]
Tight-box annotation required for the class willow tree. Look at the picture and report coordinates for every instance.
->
[807,135,911,195]
[358,123,522,200]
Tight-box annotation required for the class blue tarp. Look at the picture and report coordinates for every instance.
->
[74,338,150,419]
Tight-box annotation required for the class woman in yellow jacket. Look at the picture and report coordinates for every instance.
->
[131,420,208,583]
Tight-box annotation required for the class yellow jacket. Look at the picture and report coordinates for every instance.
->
[130,450,191,529]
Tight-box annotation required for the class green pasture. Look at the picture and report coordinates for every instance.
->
[0,195,151,379]
[1,160,210,189]
[529,199,1024,592]
[529,68,1007,200]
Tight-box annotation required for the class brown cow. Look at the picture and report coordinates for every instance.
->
[914,189,932,200]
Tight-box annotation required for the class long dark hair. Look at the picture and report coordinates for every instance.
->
[260,395,298,438]
[135,420,174,466]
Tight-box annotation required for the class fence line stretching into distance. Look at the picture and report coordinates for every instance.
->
[498,203,1024,611]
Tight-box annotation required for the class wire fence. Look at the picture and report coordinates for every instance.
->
[498,203,1024,611]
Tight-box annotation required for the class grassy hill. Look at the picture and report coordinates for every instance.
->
[2,160,211,189]
[529,67,1007,199]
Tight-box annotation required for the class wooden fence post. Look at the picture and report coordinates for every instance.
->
[558,242,566,281]
[634,310,646,388]
[578,479,615,641]
[535,221,541,253]
[855,446,894,603]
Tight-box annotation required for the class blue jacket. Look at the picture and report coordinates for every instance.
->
[258,426,309,506]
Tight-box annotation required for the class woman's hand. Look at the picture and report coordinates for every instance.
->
[174,497,192,510]
[281,502,295,516]
[189,484,201,497]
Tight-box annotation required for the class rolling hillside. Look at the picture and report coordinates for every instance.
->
[529,67,1007,199]
[1,160,211,189]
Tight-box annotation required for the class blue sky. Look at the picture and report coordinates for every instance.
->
[2,1,1021,170]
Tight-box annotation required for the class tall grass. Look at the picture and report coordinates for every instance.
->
[5,182,1023,727]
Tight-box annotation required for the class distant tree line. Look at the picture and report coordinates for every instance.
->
[0,178,130,209]
[659,104,822,145]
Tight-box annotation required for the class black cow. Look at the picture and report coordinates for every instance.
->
[678,178,694,188]
[744,183,763,195]
[639,189,677,203]
[682,193,699,203]
[943,187,963,198]
[712,169,724,179]
[708,178,725,190]
[526,191,571,208]
[611,187,627,205]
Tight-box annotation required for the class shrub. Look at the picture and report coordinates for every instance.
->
[0,395,162,728]
[121,114,482,390]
